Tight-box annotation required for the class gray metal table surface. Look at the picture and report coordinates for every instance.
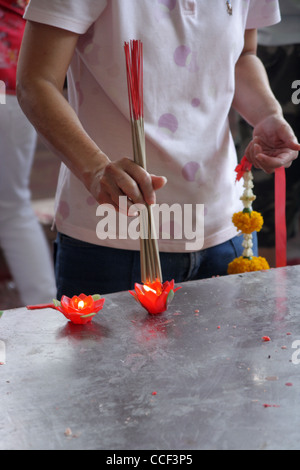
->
[1,266,300,450]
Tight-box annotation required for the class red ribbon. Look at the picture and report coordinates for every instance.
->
[235,156,253,181]
[275,167,287,268]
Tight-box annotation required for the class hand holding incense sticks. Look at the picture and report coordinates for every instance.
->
[124,40,162,284]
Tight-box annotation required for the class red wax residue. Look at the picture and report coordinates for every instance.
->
[263,404,280,408]
[285,383,293,387]
[152,391,157,396]
[262,336,271,342]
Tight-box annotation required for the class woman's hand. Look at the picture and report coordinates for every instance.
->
[90,157,167,213]
[245,114,300,174]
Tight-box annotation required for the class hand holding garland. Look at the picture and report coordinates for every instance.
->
[233,29,300,175]
[244,114,300,174]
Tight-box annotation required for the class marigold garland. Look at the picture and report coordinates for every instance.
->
[228,256,270,275]
[228,156,270,275]
[232,210,264,234]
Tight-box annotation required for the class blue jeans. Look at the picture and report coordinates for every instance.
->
[54,232,258,298]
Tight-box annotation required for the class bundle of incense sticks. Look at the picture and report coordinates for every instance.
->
[124,40,162,284]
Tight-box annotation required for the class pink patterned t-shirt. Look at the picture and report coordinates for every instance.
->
[24,0,281,252]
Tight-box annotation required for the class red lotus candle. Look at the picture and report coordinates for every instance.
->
[27,293,105,325]
[130,279,181,315]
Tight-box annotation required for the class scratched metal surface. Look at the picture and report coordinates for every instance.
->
[1,266,300,450]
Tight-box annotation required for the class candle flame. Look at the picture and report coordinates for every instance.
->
[143,285,157,294]
[78,300,85,310]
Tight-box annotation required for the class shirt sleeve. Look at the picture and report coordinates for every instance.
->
[24,0,107,34]
[246,0,281,29]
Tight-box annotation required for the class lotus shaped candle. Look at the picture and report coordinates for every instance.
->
[27,294,105,325]
[55,294,105,324]
[130,280,181,315]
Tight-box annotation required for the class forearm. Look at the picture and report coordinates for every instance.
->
[232,52,283,127]
[16,76,110,190]
[234,49,300,173]
[16,20,166,210]
[17,75,165,208]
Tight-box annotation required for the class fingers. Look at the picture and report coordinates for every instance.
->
[97,158,167,212]
[254,153,294,174]
[247,115,300,173]
[286,139,300,152]
[275,121,300,151]
[106,161,146,202]
[245,139,299,174]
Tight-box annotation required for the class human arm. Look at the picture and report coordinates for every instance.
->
[232,29,300,173]
[16,21,166,211]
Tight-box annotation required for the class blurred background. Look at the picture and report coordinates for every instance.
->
[0,138,60,309]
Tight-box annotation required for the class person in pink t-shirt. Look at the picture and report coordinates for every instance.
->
[17,0,300,297]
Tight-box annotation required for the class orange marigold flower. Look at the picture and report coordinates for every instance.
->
[228,256,270,275]
[232,211,264,234]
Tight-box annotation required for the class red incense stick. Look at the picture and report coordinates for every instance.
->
[124,40,144,121]
[124,40,162,284]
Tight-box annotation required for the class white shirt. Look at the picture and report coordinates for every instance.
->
[25,0,281,252]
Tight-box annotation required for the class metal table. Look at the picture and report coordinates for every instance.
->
[1,266,300,450]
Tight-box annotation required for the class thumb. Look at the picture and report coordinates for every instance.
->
[288,139,300,151]
[279,122,300,150]
[151,175,168,191]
